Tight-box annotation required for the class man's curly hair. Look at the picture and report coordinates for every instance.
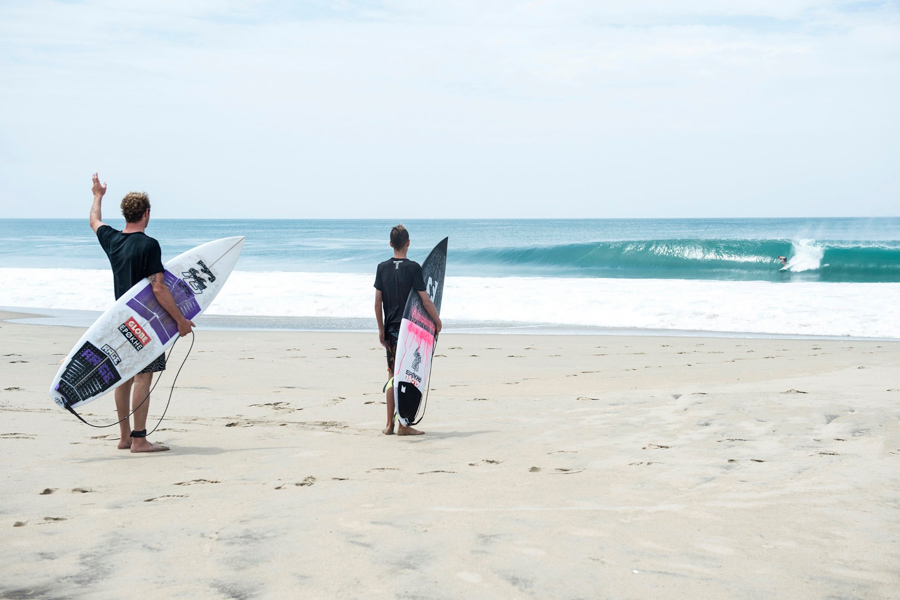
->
[121,192,150,223]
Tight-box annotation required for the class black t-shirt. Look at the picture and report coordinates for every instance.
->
[96,225,165,300]
[374,257,426,334]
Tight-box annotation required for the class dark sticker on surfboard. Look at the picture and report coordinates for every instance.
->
[100,344,122,366]
[182,260,217,294]
[56,341,122,408]
[126,271,200,344]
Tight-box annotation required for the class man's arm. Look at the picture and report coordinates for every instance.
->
[417,291,442,336]
[149,273,195,337]
[375,289,386,347]
[89,172,107,233]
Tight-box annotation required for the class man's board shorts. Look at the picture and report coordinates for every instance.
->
[385,330,399,372]
[139,353,166,374]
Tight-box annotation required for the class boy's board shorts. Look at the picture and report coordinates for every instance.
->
[385,330,399,372]
[139,353,166,374]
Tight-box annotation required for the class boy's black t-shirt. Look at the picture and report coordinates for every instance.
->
[96,225,165,300]
[374,257,426,334]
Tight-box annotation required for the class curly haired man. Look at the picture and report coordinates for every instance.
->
[89,173,194,453]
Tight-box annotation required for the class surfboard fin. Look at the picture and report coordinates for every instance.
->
[382,377,394,394]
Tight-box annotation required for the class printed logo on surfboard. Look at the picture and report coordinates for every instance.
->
[182,259,216,294]
[100,344,122,366]
[118,317,152,351]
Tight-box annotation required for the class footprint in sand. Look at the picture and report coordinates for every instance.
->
[1,433,35,440]
[13,521,27,527]
[145,495,187,502]
[40,488,56,495]
[72,488,92,494]
[643,444,670,450]
[174,479,219,486]
[42,517,67,523]
[529,467,541,472]
[3,387,21,391]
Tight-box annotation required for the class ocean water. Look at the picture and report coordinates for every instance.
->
[1,218,899,338]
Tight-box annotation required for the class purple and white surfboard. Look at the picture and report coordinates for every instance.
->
[49,236,245,411]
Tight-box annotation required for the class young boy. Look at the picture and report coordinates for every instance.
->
[374,225,442,435]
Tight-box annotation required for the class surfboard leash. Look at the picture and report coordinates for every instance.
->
[146,331,193,436]
[64,331,194,434]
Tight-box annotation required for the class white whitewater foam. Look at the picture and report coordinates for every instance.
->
[785,239,825,272]
[1,268,898,338]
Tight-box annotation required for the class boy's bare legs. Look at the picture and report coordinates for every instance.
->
[383,370,395,435]
[130,372,169,453]
[115,378,134,449]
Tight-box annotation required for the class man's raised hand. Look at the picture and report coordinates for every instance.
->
[92,172,107,198]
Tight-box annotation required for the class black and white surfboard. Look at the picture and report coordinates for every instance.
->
[393,237,447,426]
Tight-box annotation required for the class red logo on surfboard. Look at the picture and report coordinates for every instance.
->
[125,318,151,345]
[118,317,152,351]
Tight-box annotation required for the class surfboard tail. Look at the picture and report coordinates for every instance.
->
[396,381,422,426]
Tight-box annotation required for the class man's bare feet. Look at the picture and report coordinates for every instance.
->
[397,425,424,436]
[118,438,132,450]
[130,438,170,453]
[382,426,395,435]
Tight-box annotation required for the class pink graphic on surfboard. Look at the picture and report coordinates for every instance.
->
[394,237,447,426]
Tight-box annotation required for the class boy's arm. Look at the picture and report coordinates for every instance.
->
[375,290,386,347]
[417,291,442,336]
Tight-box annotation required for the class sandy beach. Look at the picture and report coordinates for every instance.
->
[1,310,898,599]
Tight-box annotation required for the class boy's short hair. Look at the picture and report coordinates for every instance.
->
[121,192,150,223]
[390,224,409,250]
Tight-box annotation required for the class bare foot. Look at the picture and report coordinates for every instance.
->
[382,426,395,435]
[397,425,424,436]
[118,438,132,450]
[130,439,170,453]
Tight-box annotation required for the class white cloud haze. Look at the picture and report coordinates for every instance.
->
[1,0,898,218]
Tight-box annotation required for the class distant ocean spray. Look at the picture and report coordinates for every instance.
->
[1,218,899,338]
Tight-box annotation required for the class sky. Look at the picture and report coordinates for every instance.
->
[0,0,898,219]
